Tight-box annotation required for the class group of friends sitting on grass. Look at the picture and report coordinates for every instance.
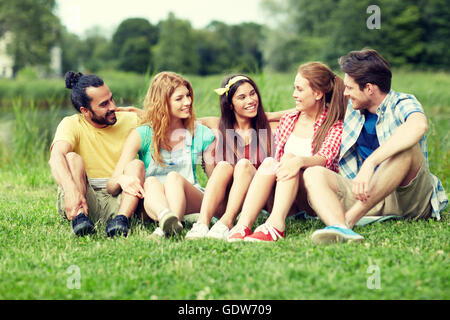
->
[48,48,448,244]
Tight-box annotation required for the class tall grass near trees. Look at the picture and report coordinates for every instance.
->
[0,71,448,299]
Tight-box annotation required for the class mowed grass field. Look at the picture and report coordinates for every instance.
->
[0,70,448,300]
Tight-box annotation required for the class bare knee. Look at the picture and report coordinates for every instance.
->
[234,158,254,177]
[260,157,277,168]
[214,161,234,176]
[257,157,277,176]
[165,171,184,186]
[144,176,160,192]
[303,166,328,190]
[393,143,422,167]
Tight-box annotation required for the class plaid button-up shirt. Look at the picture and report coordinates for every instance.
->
[274,108,343,172]
[339,89,448,219]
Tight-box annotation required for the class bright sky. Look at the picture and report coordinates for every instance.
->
[55,0,266,38]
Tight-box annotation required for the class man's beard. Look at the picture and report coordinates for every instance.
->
[91,110,117,126]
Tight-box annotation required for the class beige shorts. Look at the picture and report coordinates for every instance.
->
[57,183,121,224]
[336,163,433,220]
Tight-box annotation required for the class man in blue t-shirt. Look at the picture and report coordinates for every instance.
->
[302,49,448,244]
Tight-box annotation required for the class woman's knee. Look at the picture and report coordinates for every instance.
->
[164,171,184,186]
[234,158,254,176]
[214,161,234,174]
[257,157,277,175]
[144,176,160,191]
[303,166,327,189]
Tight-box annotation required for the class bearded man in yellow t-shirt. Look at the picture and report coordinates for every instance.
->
[49,71,144,237]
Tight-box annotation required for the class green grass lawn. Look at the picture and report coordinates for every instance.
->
[0,71,448,300]
[0,177,448,299]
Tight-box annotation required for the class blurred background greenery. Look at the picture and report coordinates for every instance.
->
[0,0,449,81]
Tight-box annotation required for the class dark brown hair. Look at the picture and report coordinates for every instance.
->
[339,49,392,93]
[217,74,272,165]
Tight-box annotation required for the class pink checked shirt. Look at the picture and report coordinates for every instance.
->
[274,109,343,172]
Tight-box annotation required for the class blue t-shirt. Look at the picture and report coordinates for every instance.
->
[356,110,379,162]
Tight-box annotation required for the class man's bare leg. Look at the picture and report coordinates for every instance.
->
[345,144,423,228]
[304,144,423,231]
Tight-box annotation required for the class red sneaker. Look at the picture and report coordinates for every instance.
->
[227,224,252,242]
[244,223,285,242]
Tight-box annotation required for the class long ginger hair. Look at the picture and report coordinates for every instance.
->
[298,62,347,153]
[141,71,196,165]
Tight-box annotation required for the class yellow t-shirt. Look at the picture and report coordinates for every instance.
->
[51,112,139,179]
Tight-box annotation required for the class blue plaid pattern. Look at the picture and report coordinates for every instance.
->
[339,90,448,219]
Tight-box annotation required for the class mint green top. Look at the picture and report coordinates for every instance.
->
[135,123,215,183]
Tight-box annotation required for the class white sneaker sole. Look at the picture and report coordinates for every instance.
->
[243,236,263,242]
[311,229,364,244]
[185,234,206,240]
[205,233,228,240]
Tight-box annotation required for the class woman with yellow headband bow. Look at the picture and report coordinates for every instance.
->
[185,74,280,240]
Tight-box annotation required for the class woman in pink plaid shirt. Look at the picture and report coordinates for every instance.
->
[228,62,347,242]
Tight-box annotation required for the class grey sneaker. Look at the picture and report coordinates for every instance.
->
[205,221,230,240]
[160,211,183,235]
[185,222,209,240]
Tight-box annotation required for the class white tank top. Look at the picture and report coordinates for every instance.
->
[283,133,312,157]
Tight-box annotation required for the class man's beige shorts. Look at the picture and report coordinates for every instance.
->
[335,163,433,219]
[57,183,121,224]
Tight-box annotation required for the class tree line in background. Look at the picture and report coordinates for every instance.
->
[0,0,449,78]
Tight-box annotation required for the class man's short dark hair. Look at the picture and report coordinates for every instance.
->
[65,71,104,112]
[339,49,392,93]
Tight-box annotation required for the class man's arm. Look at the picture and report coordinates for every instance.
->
[197,117,220,130]
[115,106,145,119]
[266,108,296,122]
[202,139,216,178]
[106,129,144,197]
[353,112,428,201]
[48,141,88,220]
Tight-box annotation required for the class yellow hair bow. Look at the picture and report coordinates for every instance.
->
[214,76,249,96]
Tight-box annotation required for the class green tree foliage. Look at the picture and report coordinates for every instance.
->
[112,18,158,73]
[197,21,265,75]
[0,0,61,76]
[153,13,200,74]
[420,0,450,68]
[262,0,450,71]
[78,30,114,73]
[60,28,82,73]
[118,37,152,74]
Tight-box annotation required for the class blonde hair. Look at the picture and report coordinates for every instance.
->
[298,62,347,154]
[142,71,196,165]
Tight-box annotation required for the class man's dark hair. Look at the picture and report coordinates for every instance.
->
[65,71,104,112]
[339,49,392,93]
